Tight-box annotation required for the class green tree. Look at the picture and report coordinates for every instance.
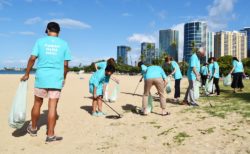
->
[117,56,124,64]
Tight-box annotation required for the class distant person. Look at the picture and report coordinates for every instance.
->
[165,57,182,103]
[138,62,169,116]
[207,57,215,94]
[94,58,119,84]
[89,65,115,116]
[182,48,204,106]
[21,22,72,143]
[200,63,208,87]
[212,57,220,96]
[229,57,244,93]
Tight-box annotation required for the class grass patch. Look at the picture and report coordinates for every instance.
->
[153,125,162,129]
[158,128,174,136]
[198,127,216,134]
[163,142,171,146]
[142,136,147,140]
[173,132,191,145]
[181,80,250,119]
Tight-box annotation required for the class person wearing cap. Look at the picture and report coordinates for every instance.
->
[21,22,72,143]
[181,47,204,106]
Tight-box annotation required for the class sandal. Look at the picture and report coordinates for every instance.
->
[162,112,171,116]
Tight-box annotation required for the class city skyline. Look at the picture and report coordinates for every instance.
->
[0,0,249,68]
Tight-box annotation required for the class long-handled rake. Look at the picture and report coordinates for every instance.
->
[133,81,141,96]
[102,100,123,119]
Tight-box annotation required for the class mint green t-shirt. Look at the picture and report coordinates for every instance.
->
[213,61,220,78]
[96,61,107,70]
[141,64,148,79]
[187,53,200,80]
[89,69,110,87]
[233,60,244,73]
[32,36,72,89]
[145,66,167,80]
[201,66,208,75]
[171,61,182,80]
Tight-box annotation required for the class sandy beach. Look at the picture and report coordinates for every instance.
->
[0,73,250,154]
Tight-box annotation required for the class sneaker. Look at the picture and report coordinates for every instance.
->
[97,111,106,116]
[45,136,63,144]
[27,124,37,137]
[92,112,99,117]
[190,103,199,107]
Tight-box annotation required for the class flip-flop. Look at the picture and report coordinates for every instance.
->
[162,112,170,116]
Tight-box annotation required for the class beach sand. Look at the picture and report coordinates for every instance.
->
[0,73,249,154]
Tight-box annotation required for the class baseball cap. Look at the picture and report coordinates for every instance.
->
[45,22,60,33]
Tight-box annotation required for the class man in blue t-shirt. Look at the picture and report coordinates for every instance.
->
[21,22,71,143]
[182,47,204,106]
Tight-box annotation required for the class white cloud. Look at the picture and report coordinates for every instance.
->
[24,17,42,25]
[1,59,27,67]
[18,31,36,35]
[46,18,91,29]
[127,33,156,43]
[171,23,185,61]
[122,12,132,17]
[149,21,156,28]
[0,0,11,9]
[157,10,167,20]
[207,0,237,31]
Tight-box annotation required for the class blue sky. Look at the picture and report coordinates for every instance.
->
[0,0,249,68]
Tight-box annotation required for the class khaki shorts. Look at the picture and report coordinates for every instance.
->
[34,88,61,99]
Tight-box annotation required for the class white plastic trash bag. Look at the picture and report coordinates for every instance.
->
[166,77,171,94]
[205,78,213,94]
[109,84,120,102]
[9,81,28,129]
[194,81,200,100]
[147,94,153,113]
[223,74,232,86]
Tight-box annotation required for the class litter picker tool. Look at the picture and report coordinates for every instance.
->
[133,81,141,96]
[102,99,122,119]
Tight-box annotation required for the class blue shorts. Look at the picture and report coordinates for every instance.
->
[89,83,103,96]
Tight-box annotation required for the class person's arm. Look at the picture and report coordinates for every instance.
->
[170,68,176,77]
[94,63,98,71]
[21,55,37,81]
[229,67,235,74]
[64,60,69,80]
[139,76,144,82]
[192,67,200,80]
[93,86,97,99]
[111,76,119,84]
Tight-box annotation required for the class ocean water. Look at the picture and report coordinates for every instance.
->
[0,70,35,75]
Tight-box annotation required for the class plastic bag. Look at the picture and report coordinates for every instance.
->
[194,81,201,100]
[147,94,153,113]
[205,78,213,94]
[109,84,120,102]
[223,74,232,86]
[9,81,28,129]
[166,77,171,94]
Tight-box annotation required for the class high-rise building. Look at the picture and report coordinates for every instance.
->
[206,32,215,60]
[141,42,156,65]
[159,29,179,61]
[240,27,250,57]
[117,45,130,65]
[214,31,247,60]
[184,21,207,63]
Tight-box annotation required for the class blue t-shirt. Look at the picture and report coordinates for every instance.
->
[201,66,208,75]
[89,69,110,87]
[145,66,167,80]
[171,61,182,80]
[187,53,200,80]
[208,63,214,78]
[141,64,148,79]
[96,61,107,70]
[213,62,220,78]
[31,36,72,89]
[233,60,244,73]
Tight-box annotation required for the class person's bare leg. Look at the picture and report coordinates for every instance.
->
[47,98,59,137]
[92,99,98,113]
[97,96,103,112]
[31,96,43,129]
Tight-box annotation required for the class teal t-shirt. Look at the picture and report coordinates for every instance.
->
[32,36,72,89]
[187,53,200,80]
[171,61,182,80]
[145,66,167,80]
[213,62,220,78]
[96,61,107,70]
[201,66,208,75]
[89,69,110,87]
[233,60,244,73]
[141,64,148,79]
[208,63,214,78]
